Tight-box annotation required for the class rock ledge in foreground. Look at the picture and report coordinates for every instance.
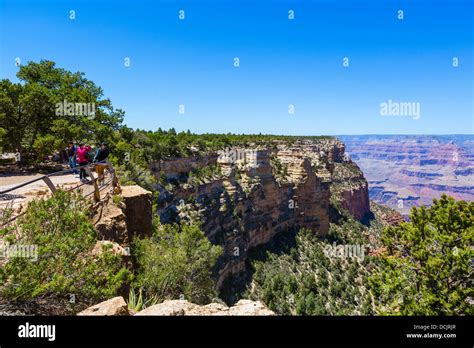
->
[135,299,275,316]
[78,297,275,316]
[77,296,129,316]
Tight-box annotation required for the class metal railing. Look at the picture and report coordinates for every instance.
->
[0,160,119,227]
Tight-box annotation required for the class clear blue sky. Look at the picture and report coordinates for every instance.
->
[0,0,473,135]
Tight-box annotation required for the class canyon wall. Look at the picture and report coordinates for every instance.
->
[152,138,370,288]
[339,135,474,216]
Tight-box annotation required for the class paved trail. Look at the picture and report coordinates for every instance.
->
[0,172,99,214]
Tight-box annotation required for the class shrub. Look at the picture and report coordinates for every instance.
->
[133,220,222,304]
[248,228,374,315]
[127,287,159,312]
[370,195,474,315]
[0,190,132,301]
[118,161,156,192]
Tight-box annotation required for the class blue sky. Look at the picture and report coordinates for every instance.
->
[0,0,473,135]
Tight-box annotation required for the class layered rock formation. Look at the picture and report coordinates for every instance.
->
[339,135,474,216]
[330,162,370,221]
[152,138,370,288]
[121,185,153,241]
[93,184,152,251]
[150,153,218,180]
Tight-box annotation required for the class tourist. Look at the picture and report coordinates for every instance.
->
[67,142,78,175]
[76,143,90,182]
[94,143,110,186]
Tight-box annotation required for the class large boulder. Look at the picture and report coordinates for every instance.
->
[135,300,197,316]
[94,203,128,244]
[121,185,153,241]
[228,300,275,316]
[135,299,274,316]
[77,296,129,316]
[94,185,152,246]
[91,240,128,257]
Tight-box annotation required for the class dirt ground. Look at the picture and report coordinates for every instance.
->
[0,171,105,215]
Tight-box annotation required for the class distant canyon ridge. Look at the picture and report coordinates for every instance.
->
[338,135,474,216]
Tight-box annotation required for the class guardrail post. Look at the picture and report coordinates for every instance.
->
[85,166,100,202]
[0,162,123,227]
[42,177,57,193]
[106,161,119,188]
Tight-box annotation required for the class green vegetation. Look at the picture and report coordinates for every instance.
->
[246,221,377,315]
[0,190,131,301]
[112,193,124,207]
[118,159,157,192]
[0,60,124,162]
[0,190,222,312]
[114,130,332,166]
[127,287,159,312]
[370,195,473,315]
[133,218,222,304]
[187,165,224,186]
[1,60,472,316]
[327,204,379,246]
[246,195,473,316]
[331,162,366,198]
[270,154,289,184]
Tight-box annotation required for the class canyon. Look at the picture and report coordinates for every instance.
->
[338,135,474,216]
[0,136,409,316]
[0,135,427,316]
[149,138,371,289]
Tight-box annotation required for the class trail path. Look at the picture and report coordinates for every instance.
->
[0,172,103,215]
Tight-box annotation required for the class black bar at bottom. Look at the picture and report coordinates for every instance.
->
[0,315,472,346]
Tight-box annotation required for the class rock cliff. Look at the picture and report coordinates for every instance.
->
[93,184,153,250]
[152,138,371,288]
[331,162,371,221]
[339,135,474,216]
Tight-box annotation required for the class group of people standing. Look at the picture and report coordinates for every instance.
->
[66,142,110,184]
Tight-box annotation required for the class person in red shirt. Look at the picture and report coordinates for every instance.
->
[76,143,90,182]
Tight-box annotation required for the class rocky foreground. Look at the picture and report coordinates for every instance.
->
[78,297,274,316]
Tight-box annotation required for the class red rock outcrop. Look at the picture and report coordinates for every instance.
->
[339,135,474,216]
